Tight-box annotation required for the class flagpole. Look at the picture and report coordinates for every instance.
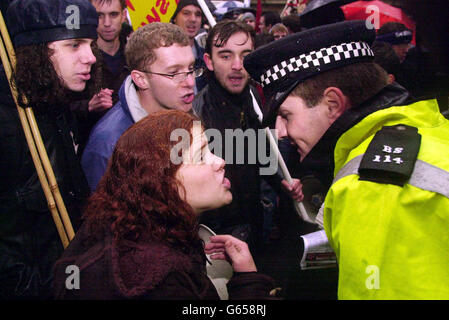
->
[249,91,314,223]
[196,0,217,27]
[256,0,262,33]
[0,11,74,247]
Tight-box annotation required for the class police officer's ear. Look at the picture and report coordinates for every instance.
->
[130,70,150,90]
[322,87,349,123]
[203,53,214,72]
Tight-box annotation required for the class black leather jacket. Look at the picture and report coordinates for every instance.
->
[0,69,89,299]
[193,75,271,251]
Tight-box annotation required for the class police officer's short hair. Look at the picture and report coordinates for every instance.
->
[291,62,388,108]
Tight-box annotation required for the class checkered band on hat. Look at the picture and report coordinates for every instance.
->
[260,41,374,87]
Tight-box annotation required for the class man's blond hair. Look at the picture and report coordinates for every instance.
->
[125,22,190,72]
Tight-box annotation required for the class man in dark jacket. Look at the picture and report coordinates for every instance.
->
[0,0,98,299]
[193,20,302,255]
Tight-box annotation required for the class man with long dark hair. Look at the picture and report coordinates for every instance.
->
[0,0,99,299]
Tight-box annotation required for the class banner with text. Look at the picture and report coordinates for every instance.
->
[126,0,179,30]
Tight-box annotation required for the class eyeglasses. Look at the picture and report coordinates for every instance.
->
[141,68,204,83]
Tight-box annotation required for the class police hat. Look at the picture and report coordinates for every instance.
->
[375,29,413,45]
[7,0,98,48]
[244,20,376,126]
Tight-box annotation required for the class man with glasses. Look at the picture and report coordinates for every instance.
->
[81,22,203,192]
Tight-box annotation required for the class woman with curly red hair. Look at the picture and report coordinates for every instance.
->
[52,110,275,299]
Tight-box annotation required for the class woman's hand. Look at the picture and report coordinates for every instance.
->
[204,235,257,273]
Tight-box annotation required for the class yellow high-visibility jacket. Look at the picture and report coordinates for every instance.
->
[322,98,449,299]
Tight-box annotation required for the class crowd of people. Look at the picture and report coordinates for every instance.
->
[0,0,448,300]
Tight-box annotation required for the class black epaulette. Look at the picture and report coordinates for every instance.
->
[358,124,421,186]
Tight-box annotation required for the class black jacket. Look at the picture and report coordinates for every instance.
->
[193,76,267,251]
[0,68,89,299]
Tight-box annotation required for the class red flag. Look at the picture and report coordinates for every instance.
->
[125,0,135,11]
[256,0,262,33]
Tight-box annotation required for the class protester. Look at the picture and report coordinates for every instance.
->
[221,8,247,21]
[53,110,276,299]
[245,20,449,299]
[81,22,201,192]
[281,13,302,34]
[376,21,442,103]
[376,22,413,63]
[258,11,281,35]
[90,0,129,100]
[193,20,303,254]
[400,0,449,114]
[371,41,401,85]
[237,12,256,30]
[170,0,207,93]
[0,0,98,299]
[269,23,289,41]
[70,0,130,155]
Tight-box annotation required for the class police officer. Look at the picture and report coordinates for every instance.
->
[244,20,449,299]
